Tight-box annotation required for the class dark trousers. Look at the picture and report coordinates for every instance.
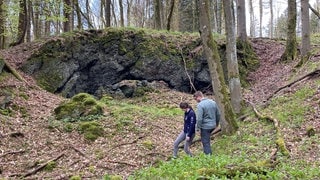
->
[200,128,214,155]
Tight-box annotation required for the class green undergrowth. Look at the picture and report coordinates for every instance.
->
[128,79,320,179]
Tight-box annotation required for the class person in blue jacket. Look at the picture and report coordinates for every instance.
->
[193,91,220,155]
[173,102,196,158]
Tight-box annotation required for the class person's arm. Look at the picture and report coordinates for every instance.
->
[216,105,221,127]
[196,105,203,131]
[187,112,196,137]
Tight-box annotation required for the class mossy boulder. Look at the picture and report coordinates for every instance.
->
[54,93,104,120]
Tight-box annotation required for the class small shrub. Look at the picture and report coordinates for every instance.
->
[69,175,81,180]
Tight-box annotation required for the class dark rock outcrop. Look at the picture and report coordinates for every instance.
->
[19,28,218,98]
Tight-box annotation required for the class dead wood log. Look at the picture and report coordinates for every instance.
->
[23,152,65,177]
[266,69,320,102]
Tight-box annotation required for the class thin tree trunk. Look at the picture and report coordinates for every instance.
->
[105,0,111,27]
[111,0,117,26]
[237,0,247,41]
[167,0,175,30]
[198,0,238,135]
[249,0,255,37]
[127,0,133,26]
[74,0,82,30]
[0,0,5,49]
[119,0,124,27]
[154,0,161,29]
[259,0,263,37]
[63,0,72,32]
[26,0,31,42]
[224,0,242,114]
[301,0,310,57]
[269,0,273,38]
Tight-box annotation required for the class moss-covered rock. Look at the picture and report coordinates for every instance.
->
[54,93,104,120]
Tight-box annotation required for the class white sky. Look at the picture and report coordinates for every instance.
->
[246,0,318,37]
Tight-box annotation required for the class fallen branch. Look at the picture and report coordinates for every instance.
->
[105,160,137,167]
[179,47,197,92]
[111,135,146,150]
[249,102,289,156]
[0,149,25,158]
[23,152,65,177]
[266,69,320,102]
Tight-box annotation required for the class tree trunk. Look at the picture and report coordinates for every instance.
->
[119,0,124,27]
[26,0,31,42]
[105,0,111,27]
[74,0,82,30]
[167,0,175,31]
[237,0,247,41]
[223,0,242,114]
[0,0,5,49]
[301,0,310,57]
[63,0,72,32]
[259,0,263,37]
[11,0,27,46]
[269,0,273,38]
[249,0,255,37]
[198,0,238,135]
[281,0,297,62]
[126,0,133,26]
[154,0,161,29]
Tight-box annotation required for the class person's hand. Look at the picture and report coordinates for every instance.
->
[186,136,190,141]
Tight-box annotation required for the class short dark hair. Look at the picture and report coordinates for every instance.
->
[193,91,203,98]
[179,102,190,109]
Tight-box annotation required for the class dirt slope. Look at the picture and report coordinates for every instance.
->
[0,38,319,179]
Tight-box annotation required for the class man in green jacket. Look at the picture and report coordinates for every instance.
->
[193,91,220,155]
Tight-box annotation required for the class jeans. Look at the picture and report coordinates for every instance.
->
[173,131,195,157]
[200,128,213,155]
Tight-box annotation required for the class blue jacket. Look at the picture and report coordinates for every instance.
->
[184,108,196,137]
[196,98,221,130]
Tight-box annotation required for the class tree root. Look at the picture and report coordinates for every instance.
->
[23,152,65,177]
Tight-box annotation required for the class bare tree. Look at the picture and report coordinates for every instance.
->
[198,0,238,135]
[167,0,175,30]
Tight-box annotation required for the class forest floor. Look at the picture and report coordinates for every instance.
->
[0,37,319,179]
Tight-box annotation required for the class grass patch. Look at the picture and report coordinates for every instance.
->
[265,86,315,128]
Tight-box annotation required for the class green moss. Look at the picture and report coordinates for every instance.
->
[236,39,259,87]
[54,93,104,120]
[69,175,81,180]
[44,161,56,171]
[78,121,104,141]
